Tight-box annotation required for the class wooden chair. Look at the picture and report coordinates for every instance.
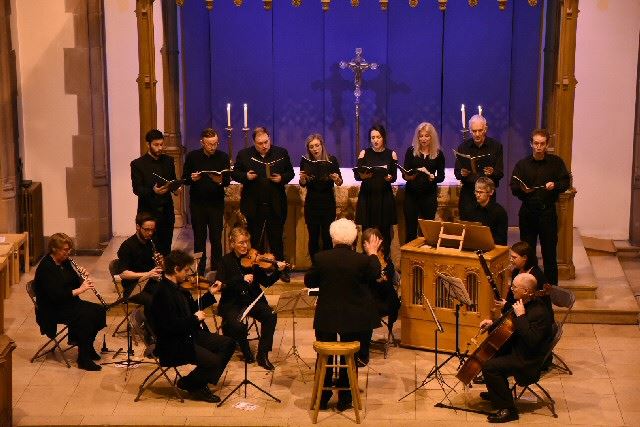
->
[310,341,362,424]
[26,280,76,368]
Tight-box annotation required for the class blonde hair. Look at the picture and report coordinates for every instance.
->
[411,122,440,159]
[229,226,250,244]
[48,233,73,253]
[304,133,329,161]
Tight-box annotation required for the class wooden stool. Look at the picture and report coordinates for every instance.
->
[310,341,362,424]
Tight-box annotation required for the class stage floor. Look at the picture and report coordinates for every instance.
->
[5,239,640,426]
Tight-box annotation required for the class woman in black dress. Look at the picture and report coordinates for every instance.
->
[402,122,445,242]
[354,124,398,255]
[299,133,343,260]
[33,233,107,371]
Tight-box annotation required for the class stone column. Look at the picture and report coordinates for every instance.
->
[547,0,579,280]
[0,0,19,233]
[161,0,185,227]
[135,0,157,154]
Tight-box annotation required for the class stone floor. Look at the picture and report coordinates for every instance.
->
[5,241,640,426]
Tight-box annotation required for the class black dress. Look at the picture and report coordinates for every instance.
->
[300,155,342,258]
[369,257,401,330]
[402,148,445,242]
[355,148,397,254]
[33,255,106,359]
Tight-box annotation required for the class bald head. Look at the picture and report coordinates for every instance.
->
[512,273,537,299]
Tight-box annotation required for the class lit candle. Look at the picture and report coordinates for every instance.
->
[478,105,483,117]
[243,103,248,128]
[226,103,231,128]
[461,104,466,129]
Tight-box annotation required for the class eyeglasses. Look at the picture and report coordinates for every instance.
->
[235,240,249,246]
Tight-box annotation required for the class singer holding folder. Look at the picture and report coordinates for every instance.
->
[33,233,107,371]
[216,227,286,371]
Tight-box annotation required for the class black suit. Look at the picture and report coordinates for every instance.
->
[33,255,106,362]
[232,146,294,260]
[130,153,176,255]
[305,244,381,403]
[149,277,235,391]
[482,297,554,410]
[217,252,280,358]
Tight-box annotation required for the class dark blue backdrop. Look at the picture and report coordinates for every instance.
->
[180,1,542,222]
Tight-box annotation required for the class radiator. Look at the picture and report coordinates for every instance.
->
[20,181,44,265]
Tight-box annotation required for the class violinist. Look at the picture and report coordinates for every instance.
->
[478,273,554,423]
[216,226,286,370]
[360,228,401,366]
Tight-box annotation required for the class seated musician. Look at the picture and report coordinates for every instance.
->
[149,249,235,403]
[33,233,107,371]
[116,212,164,307]
[216,226,286,371]
[465,177,508,245]
[360,227,401,366]
[478,273,554,423]
[304,218,382,411]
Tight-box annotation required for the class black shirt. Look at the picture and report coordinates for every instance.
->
[130,153,176,212]
[117,234,156,290]
[454,137,504,188]
[403,147,445,194]
[299,155,342,223]
[466,200,508,245]
[182,148,231,204]
[510,154,571,210]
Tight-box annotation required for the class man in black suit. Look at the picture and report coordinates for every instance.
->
[304,218,382,412]
[478,273,554,423]
[466,177,508,245]
[231,126,294,282]
[131,129,177,255]
[149,250,235,403]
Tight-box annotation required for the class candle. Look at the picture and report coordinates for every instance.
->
[461,104,466,129]
[226,103,231,127]
[478,105,483,116]
[243,103,248,128]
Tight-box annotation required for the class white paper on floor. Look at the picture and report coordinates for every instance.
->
[234,401,259,411]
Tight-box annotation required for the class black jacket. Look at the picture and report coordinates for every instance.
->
[232,145,294,221]
[149,277,216,366]
[130,153,176,213]
[305,245,381,334]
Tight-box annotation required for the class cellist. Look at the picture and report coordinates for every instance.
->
[216,226,286,371]
[477,273,554,423]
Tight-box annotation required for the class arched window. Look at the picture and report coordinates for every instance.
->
[465,272,480,312]
[435,275,453,309]
[411,265,424,305]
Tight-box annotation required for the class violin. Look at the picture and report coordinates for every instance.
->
[179,276,212,291]
[240,248,292,271]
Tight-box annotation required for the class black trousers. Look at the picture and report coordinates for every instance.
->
[403,191,437,243]
[247,203,286,261]
[361,223,393,256]
[315,330,367,404]
[221,300,277,356]
[191,202,224,274]
[482,352,523,410]
[307,219,333,260]
[146,204,174,255]
[60,301,106,361]
[180,329,235,390]
[519,205,558,285]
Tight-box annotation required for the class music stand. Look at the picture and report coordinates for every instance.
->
[437,272,473,366]
[399,296,455,401]
[275,289,316,378]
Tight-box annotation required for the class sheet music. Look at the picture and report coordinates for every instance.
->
[241,289,265,321]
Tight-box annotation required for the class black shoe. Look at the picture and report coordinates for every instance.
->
[176,377,190,392]
[487,408,519,423]
[336,399,353,412]
[257,353,275,371]
[77,358,102,371]
[473,374,486,384]
[190,386,221,404]
[280,270,291,283]
[479,391,491,401]
[319,399,329,410]
[89,348,101,361]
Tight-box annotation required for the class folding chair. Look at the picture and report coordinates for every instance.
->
[548,286,575,374]
[131,306,185,402]
[26,280,76,368]
[109,259,141,339]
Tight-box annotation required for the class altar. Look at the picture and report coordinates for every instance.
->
[220,167,461,270]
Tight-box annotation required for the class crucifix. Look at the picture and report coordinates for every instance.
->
[340,48,378,156]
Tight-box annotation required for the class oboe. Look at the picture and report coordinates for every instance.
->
[150,239,164,270]
[69,258,109,308]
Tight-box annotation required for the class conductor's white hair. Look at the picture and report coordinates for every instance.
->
[330,218,358,245]
[468,114,487,128]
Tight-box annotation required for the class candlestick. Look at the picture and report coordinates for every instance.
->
[226,103,231,127]
[225,126,234,165]
[243,103,248,128]
[478,105,483,116]
[242,127,250,149]
[461,104,466,129]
